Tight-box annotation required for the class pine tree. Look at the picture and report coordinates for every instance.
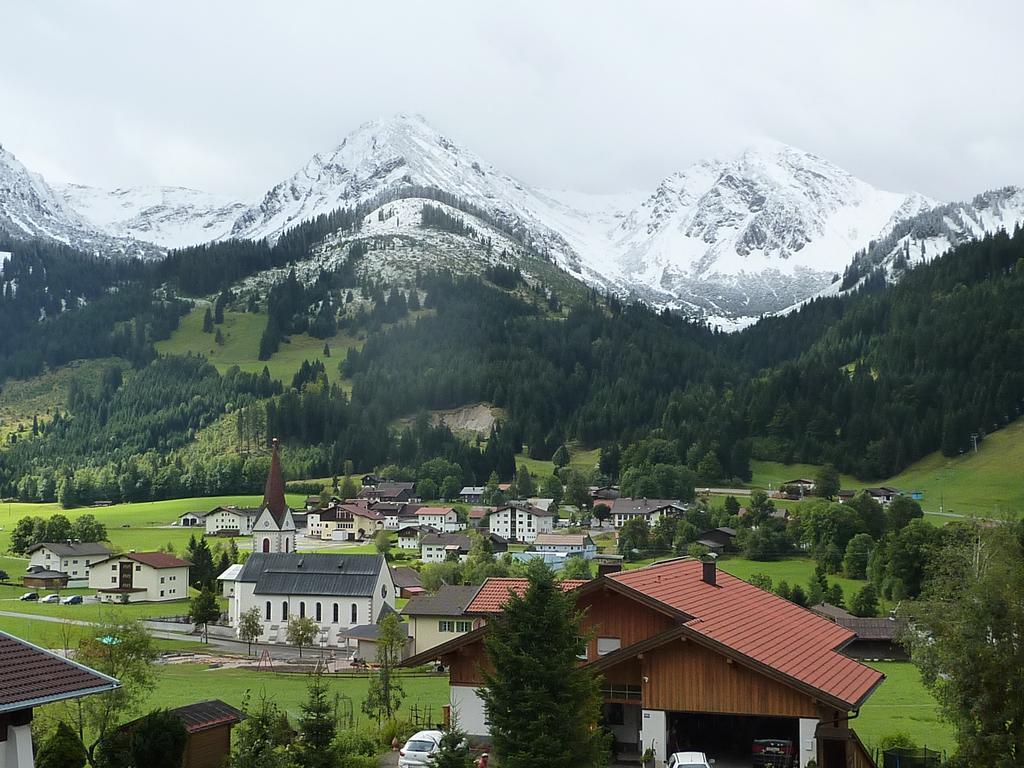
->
[35,721,88,768]
[295,668,337,768]
[480,561,608,768]
[202,308,214,333]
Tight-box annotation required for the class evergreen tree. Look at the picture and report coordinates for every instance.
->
[188,587,221,643]
[480,561,608,768]
[295,668,337,768]
[202,308,214,333]
[35,721,88,768]
[849,584,879,617]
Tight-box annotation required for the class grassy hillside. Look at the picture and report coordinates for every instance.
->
[514,445,601,479]
[155,308,361,386]
[857,662,953,756]
[0,358,123,445]
[750,418,1024,517]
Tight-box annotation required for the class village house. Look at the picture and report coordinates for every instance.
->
[401,585,483,655]
[22,566,69,590]
[420,532,507,564]
[88,551,191,602]
[532,533,598,559]
[390,566,425,599]
[252,440,297,554]
[415,506,463,533]
[177,510,205,527]
[609,498,687,529]
[397,524,439,550]
[221,552,395,645]
[358,481,416,503]
[838,487,903,505]
[694,527,738,555]
[487,501,556,543]
[25,541,113,588]
[811,604,909,661]
[375,501,421,530]
[308,503,384,541]
[0,630,121,768]
[459,486,486,503]
[403,559,884,768]
[467,506,491,528]
[782,478,817,495]
[202,506,259,536]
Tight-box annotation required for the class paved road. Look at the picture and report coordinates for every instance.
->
[0,608,317,659]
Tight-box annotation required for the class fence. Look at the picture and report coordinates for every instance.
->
[881,746,943,768]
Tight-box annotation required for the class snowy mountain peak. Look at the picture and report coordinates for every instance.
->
[57,183,248,249]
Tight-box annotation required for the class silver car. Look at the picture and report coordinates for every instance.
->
[398,730,443,767]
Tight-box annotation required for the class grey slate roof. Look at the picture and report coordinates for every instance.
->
[401,585,481,617]
[25,542,112,558]
[238,553,385,598]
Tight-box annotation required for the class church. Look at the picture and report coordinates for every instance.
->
[252,439,297,553]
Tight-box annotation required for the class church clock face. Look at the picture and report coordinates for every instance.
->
[381,584,388,599]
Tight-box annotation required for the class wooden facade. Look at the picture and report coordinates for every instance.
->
[576,587,676,660]
[183,724,233,768]
[638,639,819,718]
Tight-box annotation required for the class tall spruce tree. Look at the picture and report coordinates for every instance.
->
[295,667,337,768]
[480,561,608,768]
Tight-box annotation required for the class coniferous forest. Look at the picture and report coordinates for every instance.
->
[1,210,1022,503]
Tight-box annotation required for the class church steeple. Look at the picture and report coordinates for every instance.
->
[263,438,287,524]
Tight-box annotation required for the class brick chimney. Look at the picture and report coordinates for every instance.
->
[702,556,718,587]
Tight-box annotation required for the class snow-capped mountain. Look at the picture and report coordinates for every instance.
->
[5,115,1021,321]
[843,185,1024,282]
[0,144,160,258]
[57,184,248,249]
[226,117,938,319]
[602,141,936,318]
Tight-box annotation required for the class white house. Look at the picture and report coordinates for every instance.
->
[204,506,259,536]
[415,507,463,533]
[177,511,205,527]
[488,502,555,543]
[397,524,438,550]
[420,532,508,563]
[88,552,191,602]
[252,440,297,554]
[609,498,686,529]
[220,553,396,645]
[25,542,113,588]
[532,533,598,559]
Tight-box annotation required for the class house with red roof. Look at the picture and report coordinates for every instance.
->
[88,551,192,602]
[402,558,883,768]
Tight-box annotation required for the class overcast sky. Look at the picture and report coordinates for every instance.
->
[3,1,1022,202]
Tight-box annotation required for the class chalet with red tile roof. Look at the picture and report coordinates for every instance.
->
[402,559,883,768]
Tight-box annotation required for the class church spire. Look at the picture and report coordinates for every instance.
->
[263,438,287,523]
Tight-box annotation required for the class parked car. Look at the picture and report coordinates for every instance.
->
[398,730,443,767]
[40,594,61,603]
[19,592,39,601]
[667,752,715,768]
[752,738,796,767]
[61,595,83,605]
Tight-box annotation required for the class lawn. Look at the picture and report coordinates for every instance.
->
[514,444,601,479]
[0,358,122,445]
[748,417,1024,518]
[718,556,868,607]
[155,308,362,386]
[0,494,305,555]
[857,662,953,757]
[144,664,449,725]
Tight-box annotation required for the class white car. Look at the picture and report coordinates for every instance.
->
[40,594,61,603]
[667,752,715,768]
[398,729,443,767]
